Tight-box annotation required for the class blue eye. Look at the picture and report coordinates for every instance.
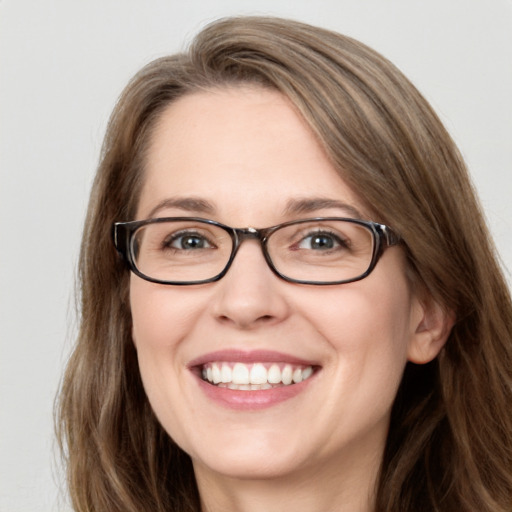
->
[297,232,344,250]
[167,232,213,250]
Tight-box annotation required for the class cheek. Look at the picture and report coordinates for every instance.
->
[129,279,200,437]
[301,271,414,394]
[305,280,412,350]
[130,277,200,351]
[129,278,197,411]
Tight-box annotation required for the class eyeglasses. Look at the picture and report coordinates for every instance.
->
[113,217,401,286]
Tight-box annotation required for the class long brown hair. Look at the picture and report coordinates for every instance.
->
[57,16,512,511]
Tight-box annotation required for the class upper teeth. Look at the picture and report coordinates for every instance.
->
[201,362,313,388]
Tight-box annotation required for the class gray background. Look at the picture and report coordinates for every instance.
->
[1,1,511,510]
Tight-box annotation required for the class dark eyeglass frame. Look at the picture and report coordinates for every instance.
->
[112,217,401,286]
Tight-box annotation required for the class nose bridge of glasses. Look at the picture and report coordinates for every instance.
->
[232,226,269,247]
[231,226,269,260]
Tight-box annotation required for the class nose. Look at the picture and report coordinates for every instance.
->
[210,239,291,330]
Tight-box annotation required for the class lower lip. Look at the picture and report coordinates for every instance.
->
[194,373,316,410]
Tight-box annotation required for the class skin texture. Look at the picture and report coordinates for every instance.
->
[130,86,449,512]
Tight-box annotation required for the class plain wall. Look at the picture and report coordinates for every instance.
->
[1,1,511,510]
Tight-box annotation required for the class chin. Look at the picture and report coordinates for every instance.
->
[182,428,309,481]
[192,451,304,481]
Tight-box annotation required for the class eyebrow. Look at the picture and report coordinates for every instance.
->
[145,196,364,221]
[146,197,216,218]
[283,198,364,219]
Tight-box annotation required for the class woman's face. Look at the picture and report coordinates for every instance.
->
[131,87,433,485]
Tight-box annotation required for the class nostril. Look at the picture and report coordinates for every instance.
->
[217,313,274,325]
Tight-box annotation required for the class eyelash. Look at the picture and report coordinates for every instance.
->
[163,231,214,250]
[290,228,350,252]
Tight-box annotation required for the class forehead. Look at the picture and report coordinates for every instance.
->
[138,86,366,223]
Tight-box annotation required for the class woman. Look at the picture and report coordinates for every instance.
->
[57,16,512,512]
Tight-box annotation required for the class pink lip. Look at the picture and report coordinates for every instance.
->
[188,349,318,368]
[188,349,320,411]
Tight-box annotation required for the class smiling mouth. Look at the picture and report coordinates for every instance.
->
[200,362,315,390]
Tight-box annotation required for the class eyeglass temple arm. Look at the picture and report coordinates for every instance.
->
[112,223,129,258]
[377,224,401,247]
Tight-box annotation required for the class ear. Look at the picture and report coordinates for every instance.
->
[407,295,455,364]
